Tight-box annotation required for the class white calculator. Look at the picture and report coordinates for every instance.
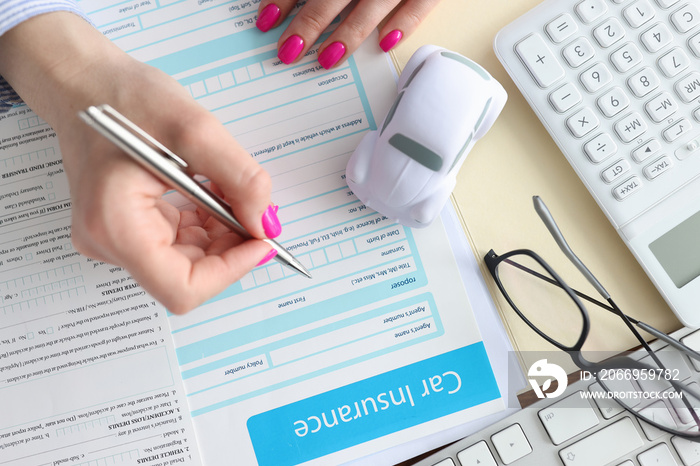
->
[494,0,700,327]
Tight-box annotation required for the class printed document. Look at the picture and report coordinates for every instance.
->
[0,1,505,465]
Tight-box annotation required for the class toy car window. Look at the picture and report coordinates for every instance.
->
[439,51,491,81]
[388,133,443,171]
[380,91,405,136]
[402,61,425,89]
[448,97,493,173]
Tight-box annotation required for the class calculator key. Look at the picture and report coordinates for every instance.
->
[640,22,674,52]
[598,87,630,117]
[549,83,582,112]
[623,0,656,28]
[671,4,700,33]
[515,34,565,88]
[563,37,596,67]
[658,47,690,77]
[643,155,672,179]
[690,32,700,57]
[695,107,700,122]
[614,176,643,200]
[615,112,648,142]
[568,108,600,138]
[491,424,532,464]
[663,118,692,142]
[611,42,643,72]
[546,13,579,43]
[580,63,612,93]
[645,91,678,122]
[654,0,679,8]
[456,441,497,466]
[632,139,662,162]
[628,67,660,97]
[593,18,626,47]
[674,137,700,160]
[576,0,608,23]
[602,159,631,182]
[585,133,618,162]
[675,72,700,103]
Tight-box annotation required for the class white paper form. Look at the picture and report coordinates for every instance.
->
[77,1,506,465]
[0,107,200,460]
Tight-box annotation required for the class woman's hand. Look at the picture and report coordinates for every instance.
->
[0,12,278,313]
[256,0,442,68]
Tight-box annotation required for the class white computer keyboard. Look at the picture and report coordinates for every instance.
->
[493,0,700,327]
[412,326,700,466]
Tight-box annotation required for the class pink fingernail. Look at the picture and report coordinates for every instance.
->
[256,4,280,32]
[257,249,278,266]
[262,203,282,238]
[379,30,402,52]
[278,35,304,64]
[318,42,346,69]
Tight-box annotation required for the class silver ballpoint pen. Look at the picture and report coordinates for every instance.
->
[79,104,311,279]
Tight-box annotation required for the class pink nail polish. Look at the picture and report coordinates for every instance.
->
[278,35,304,64]
[262,204,282,238]
[257,249,278,266]
[379,30,402,52]
[318,42,346,69]
[256,4,280,32]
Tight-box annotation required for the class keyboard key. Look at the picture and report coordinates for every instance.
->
[538,391,599,445]
[558,417,644,466]
[585,133,618,162]
[563,37,596,67]
[568,108,600,138]
[589,382,626,418]
[645,92,678,122]
[546,13,579,43]
[580,63,613,93]
[576,0,608,23]
[598,87,630,117]
[515,34,565,88]
[643,155,672,179]
[624,0,656,28]
[603,159,632,182]
[675,72,700,103]
[672,436,700,466]
[640,22,674,52]
[614,176,643,199]
[680,330,700,371]
[456,441,497,466]
[669,382,700,425]
[628,67,660,97]
[491,424,532,464]
[615,112,648,142]
[550,83,582,112]
[611,42,643,72]
[658,48,690,77]
[632,139,662,162]
[638,443,679,466]
[593,18,626,47]
[638,401,676,440]
[663,118,692,142]
[432,459,455,466]
[671,4,700,33]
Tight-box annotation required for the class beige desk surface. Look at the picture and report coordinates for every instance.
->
[390,0,683,370]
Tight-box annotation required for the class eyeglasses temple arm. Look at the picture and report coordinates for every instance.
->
[635,321,700,361]
[533,196,610,300]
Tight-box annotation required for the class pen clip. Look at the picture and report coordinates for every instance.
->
[82,104,190,173]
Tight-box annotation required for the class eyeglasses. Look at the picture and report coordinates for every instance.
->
[485,196,700,440]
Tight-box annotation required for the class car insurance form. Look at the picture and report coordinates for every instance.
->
[0,1,505,465]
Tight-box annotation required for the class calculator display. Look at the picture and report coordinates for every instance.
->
[649,210,700,288]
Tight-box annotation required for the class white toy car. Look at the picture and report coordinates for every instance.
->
[346,45,507,228]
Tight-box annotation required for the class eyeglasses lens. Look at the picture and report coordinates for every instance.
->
[497,255,585,349]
